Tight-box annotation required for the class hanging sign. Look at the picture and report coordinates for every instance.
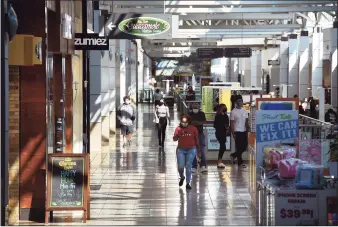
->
[224,48,252,58]
[275,191,319,226]
[197,48,224,59]
[74,33,109,50]
[104,14,172,39]
[268,59,280,65]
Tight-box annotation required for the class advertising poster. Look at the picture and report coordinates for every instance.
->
[202,87,213,120]
[206,127,230,151]
[255,110,299,167]
[219,88,232,112]
[275,191,319,226]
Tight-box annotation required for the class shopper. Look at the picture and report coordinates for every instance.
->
[154,99,170,147]
[154,89,163,106]
[185,86,196,101]
[117,96,136,147]
[325,109,337,124]
[230,96,249,167]
[188,103,208,173]
[213,104,230,168]
[173,114,200,190]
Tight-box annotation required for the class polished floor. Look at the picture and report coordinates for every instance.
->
[88,104,256,226]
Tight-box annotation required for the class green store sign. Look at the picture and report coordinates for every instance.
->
[118,17,170,36]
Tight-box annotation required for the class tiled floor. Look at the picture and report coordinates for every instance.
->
[88,104,256,226]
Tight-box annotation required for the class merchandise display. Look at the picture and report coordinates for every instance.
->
[295,163,325,189]
[278,158,308,179]
[264,146,296,169]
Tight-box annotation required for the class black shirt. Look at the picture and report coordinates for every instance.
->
[188,111,206,134]
[213,113,230,136]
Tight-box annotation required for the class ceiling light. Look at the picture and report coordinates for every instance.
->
[172,42,175,46]
[189,5,193,8]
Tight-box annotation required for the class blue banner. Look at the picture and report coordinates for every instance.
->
[256,120,298,143]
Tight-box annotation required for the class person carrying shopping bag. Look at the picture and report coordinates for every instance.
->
[154,99,170,148]
[173,114,200,190]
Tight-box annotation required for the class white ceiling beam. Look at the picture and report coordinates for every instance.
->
[174,33,285,39]
[181,13,293,20]
[112,1,337,6]
[178,24,302,29]
[164,1,337,6]
[113,6,337,14]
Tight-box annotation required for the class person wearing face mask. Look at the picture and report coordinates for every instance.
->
[213,104,230,168]
[154,99,170,147]
[117,96,136,147]
[185,86,196,101]
[230,96,249,167]
[188,103,208,173]
[173,115,200,190]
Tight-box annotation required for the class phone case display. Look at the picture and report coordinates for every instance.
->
[295,163,324,189]
[264,146,296,169]
[278,158,308,179]
[327,197,337,226]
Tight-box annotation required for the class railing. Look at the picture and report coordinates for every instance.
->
[138,89,154,103]
[299,114,333,139]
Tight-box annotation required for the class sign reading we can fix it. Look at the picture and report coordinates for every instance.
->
[256,111,299,143]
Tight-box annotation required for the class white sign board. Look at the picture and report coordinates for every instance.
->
[206,127,230,150]
[275,191,319,226]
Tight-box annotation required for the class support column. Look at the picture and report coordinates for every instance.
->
[331,23,338,109]
[239,58,251,87]
[230,58,239,82]
[299,31,310,100]
[109,40,117,136]
[267,48,280,93]
[288,34,299,97]
[311,26,324,97]
[250,50,262,87]
[211,58,228,82]
[119,40,127,105]
[280,36,289,93]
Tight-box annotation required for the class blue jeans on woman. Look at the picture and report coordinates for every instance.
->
[176,147,197,184]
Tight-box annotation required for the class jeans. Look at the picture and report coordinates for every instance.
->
[177,147,197,184]
[233,131,248,163]
[192,133,207,168]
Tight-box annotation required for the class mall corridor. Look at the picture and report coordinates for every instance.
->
[88,104,256,226]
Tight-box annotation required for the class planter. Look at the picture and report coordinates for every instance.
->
[328,162,338,178]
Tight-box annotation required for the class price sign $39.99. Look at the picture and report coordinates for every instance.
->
[280,208,314,219]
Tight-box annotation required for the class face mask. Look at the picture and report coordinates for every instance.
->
[180,122,188,127]
[192,109,199,114]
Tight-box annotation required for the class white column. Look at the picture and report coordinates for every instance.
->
[267,48,280,93]
[331,24,338,109]
[280,36,289,92]
[239,58,251,87]
[137,40,144,101]
[119,40,127,104]
[211,58,228,82]
[250,50,262,87]
[230,58,239,82]
[250,51,257,87]
[109,40,117,135]
[298,31,310,100]
[130,42,137,102]
[311,26,324,98]
[324,24,338,109]
[288,34,299,97]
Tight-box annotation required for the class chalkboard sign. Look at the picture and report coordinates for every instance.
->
[46,154,89,223]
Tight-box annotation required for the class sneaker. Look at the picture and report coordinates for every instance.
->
[179,177,185,186]
[241,164,247,168]
[192,168,197,173]
[217,163,226,168]
[200,166,208,173]
[186,183,192,190]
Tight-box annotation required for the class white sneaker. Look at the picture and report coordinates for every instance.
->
[192,168,197,173]
[217,163,226,168]
[200,166,208,173]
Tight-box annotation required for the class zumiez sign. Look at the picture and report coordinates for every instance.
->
[118,17,170,36]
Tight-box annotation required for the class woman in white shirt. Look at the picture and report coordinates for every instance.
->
[154,99,170,147]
